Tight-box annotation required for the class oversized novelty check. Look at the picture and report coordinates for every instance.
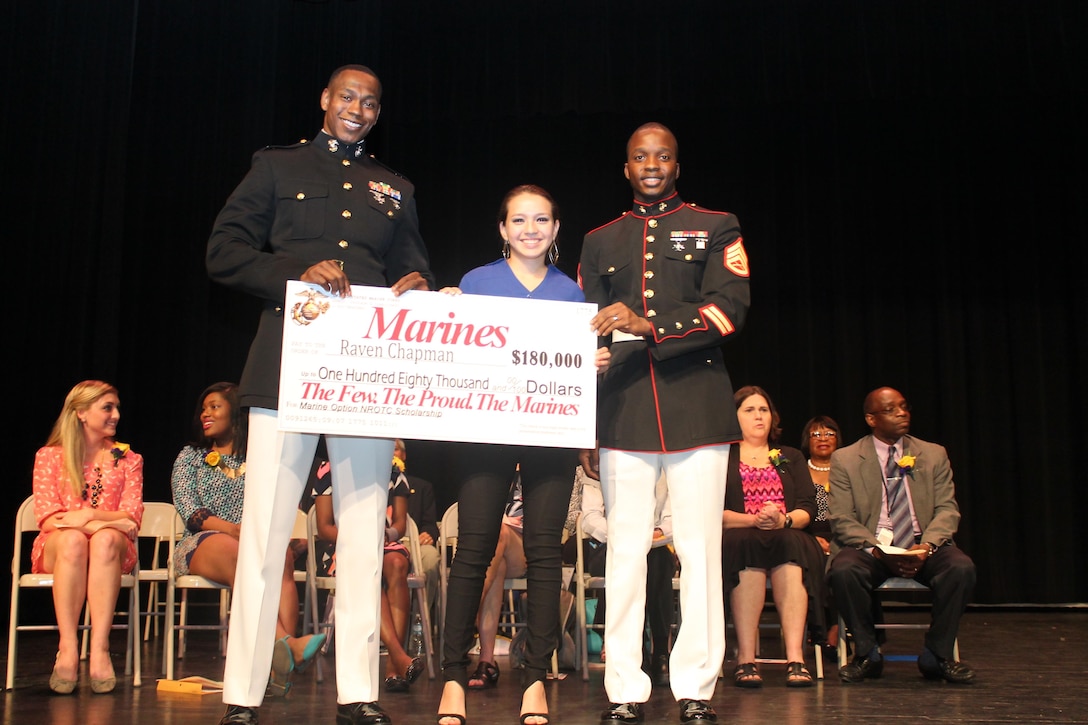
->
[278,280,598,448]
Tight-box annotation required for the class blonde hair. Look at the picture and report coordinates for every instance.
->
[45,380,119,498]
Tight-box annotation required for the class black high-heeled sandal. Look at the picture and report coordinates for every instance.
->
[467,660,499,689]
[520,677,549,725]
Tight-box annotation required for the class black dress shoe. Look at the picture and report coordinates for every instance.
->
[839,653,884,683]
[918,650,975,684]
[219,705,259,725]
[600,702,643,724]
[337,702,392,725]
[678,700,716,723]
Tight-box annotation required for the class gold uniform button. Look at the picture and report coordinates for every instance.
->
[646,310,656,317]
[675,322,683,329]
[685,254,693,261]
[342,210,352,219]
[296,192,306,200]
[343,182,353,190]
[342,159,351,167]
[645,253,654,261]
[646,235,655,243]
[607,266,616,273]
[692,318,700,325]
[339,240,349,249]
[648,219,658,228]
[387,210,395,218]
[644,271,654,279]
[644,289,655,299]
[657,327,665,335]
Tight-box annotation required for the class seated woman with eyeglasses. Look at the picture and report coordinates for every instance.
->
[800,415,843,647]
[723,386,829,689]
[800,416,842,555]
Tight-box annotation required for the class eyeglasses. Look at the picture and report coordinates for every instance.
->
[809,430,837,439]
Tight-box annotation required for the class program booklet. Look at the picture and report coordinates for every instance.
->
[877,544,926,558]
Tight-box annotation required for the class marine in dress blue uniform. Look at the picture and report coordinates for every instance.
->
[207,65,434,725]
[579,123,749,724]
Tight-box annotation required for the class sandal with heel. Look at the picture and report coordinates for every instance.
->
[467,660,499,690]
[520,678,549,725]
[785,661,814,688]
[733,662,763,688]
[437,680,468,725]
[437,717,466,725]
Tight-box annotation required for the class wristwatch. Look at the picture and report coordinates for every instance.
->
[784,514,793,529]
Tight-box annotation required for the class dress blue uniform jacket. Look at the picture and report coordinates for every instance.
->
[578,193,750,452]
[207,131,435,410]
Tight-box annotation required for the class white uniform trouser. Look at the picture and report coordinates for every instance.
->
[600,446,729,703]
[222,408,391,706]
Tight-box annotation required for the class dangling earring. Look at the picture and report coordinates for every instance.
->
[547,240,560,265]
[502,241,511,259]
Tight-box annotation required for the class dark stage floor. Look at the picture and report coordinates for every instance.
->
[3,609,1087,725]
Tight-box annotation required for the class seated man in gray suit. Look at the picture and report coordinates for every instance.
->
[827,386,976,684]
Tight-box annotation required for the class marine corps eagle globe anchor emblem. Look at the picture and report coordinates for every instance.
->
[290,288,331,325]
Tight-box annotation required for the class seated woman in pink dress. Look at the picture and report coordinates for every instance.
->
[31,380,144,695]
[723,385,827,689]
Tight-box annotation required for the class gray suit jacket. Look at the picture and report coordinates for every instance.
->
[827,434,961,556]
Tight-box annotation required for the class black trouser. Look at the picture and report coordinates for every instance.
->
[827,544,976,660]
[442,443,577,687]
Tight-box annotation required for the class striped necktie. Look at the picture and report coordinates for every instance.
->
[885,446,914,548]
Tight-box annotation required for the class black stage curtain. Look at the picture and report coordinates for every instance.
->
[4,1,1085,605]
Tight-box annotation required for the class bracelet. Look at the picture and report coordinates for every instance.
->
[190,508,212,532]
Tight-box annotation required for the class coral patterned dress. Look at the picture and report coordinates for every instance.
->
[31,445,144,574]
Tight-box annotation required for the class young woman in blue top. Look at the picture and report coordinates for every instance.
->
[436,186,608,725]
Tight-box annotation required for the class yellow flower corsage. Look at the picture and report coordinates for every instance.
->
[392,455,406,473]
[111,442,130,467]
[896,453,916,475]
[205,449,245,479]
[769,448,789,468]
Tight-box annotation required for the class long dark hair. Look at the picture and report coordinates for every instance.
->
[498,184,562,264]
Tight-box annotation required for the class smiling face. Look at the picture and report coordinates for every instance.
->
[736,393,772,444]
[78,393,120,443]
[808,426,839,460]
[499,192,560,264]
[200,392,233,444]
[624,126,680,203]
[321,69,382,144]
